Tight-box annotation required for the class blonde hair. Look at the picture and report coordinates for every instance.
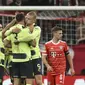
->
[27,11,37,22]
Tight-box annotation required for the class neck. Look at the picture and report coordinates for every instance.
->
[52,37,60,43]
[28,24,34,32]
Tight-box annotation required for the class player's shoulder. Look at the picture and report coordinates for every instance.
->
[34,26,41,30]
[60,40,67,45]
[9,24,20,30]
[60,40,66,43]
[16,24,24,28]
[45,40,52,45]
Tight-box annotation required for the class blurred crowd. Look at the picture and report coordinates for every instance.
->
[0,0,85,6]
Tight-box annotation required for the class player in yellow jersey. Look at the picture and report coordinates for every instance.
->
[0,24,5,85]
[25,11,43,85]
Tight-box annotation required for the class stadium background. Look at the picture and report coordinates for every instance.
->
[1,10,85,85]
[0,0,85,6]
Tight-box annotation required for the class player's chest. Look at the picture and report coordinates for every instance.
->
[48,44,64,52]
[47,45,65,58]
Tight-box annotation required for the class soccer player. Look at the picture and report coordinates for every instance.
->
[42,26,75,85]
[25,11,43,85]
[0,24,5,85]
[4,13,34,85]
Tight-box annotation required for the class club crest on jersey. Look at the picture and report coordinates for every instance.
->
[59,46,63,50]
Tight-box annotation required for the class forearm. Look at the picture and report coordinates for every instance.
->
[28,39,36,47]
[18,35,36,42]
[67,54,74,69]
[18,30,40,42]
[4,29,13,36]
[2,18,16,36]
[42,55,49,67]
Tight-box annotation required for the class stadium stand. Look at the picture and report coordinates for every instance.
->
[0,0,85,6]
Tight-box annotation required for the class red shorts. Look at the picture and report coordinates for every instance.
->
[47,72,65,85]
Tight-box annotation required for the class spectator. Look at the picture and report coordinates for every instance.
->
[8,0,22,6]
[7,0,13,5]
[2,0,7,6]
[70,0,76,5]
[78,0,85,6]
[22,0,54,6]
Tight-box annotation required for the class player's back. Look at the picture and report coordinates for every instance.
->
[5,25,31,62]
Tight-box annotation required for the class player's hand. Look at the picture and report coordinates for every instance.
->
[30,39,36,47]
[12,28,21,33]
[70,68,75,76]
[47,65,53,72]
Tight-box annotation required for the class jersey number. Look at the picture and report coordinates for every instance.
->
[37,64,41,72]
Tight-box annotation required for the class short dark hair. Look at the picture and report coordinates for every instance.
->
[16,13,25,22]
[51,26,62,32]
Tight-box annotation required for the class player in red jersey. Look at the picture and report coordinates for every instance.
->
[42,26,75,85]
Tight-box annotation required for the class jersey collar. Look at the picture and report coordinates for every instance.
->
[51,40,61,45]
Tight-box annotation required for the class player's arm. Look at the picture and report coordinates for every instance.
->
[42,45,53,72]
[42,54,53,72]
[66,53,75,75]
[64,43,75,75]
[18,26,41,42]
[2,18,16,37]
[28,39,36,47]
[5,27,21,37]
[3,36,12,48]
[4,27,14,36]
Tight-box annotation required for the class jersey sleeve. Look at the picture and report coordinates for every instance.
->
[41,44,48,56]
[5,26,15,36]
[18,26,41,42]
[5,35,11,41]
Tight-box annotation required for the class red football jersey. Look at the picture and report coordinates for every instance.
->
[42,40,69,75]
